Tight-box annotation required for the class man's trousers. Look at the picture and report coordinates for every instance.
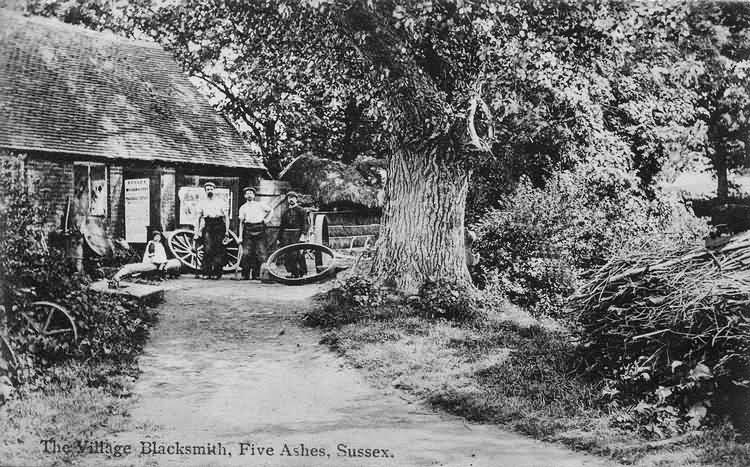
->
[201,217,226,278]
[240,222,267,279]
[279,229,307,277]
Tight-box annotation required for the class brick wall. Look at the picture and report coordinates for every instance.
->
[25,156,75,229]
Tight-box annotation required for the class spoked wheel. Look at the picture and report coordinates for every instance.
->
[20,301,78,344]
[265,242,337,285]
[167,229,202,271]
[222,232,241,272]
[167,228,241,273]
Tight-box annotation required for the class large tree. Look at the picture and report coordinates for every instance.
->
[684,2,750,199]
[25,0,741,292]
[126,0,504,292]
[126,0,704,292]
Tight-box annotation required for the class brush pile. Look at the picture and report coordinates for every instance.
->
[570,232,750,427]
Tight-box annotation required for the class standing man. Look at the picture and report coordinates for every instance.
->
[194,182,229,279]
[278,191,309,278]
[238,187,271,280]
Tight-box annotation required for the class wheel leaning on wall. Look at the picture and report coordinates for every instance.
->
[165,228,241,273]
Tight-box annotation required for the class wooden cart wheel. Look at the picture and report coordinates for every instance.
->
[21,301,78,343]
[167,229,202,272]
[312,213,329,246]
[265,242,337,285]
[222,231,241,272]
[167,228,241,273]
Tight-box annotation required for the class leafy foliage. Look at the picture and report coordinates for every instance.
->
[305,276,388,328]
[0,153,157,397]
[18,1,749,290]
[473,169,708,318]
[414,278,480,323]
[307,275,482,327]
[125,0,392,176]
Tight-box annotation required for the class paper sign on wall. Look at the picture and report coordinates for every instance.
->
[90,179,107,216]
[178,186,232,227]
[124,178,150,243]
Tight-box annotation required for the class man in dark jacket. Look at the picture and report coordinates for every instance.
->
[278,191,309,278]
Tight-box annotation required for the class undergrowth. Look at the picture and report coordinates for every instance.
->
[310,278,750,466]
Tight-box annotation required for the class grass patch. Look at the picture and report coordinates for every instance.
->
[0,296,158,466]
[320,306,750,467]
[0,361,134,466]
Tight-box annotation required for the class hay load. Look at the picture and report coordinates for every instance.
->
[570,232,750,428]
[278,154,385,209]
[280,155,384,251]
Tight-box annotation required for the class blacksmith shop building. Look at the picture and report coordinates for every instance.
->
[0,10,267,244]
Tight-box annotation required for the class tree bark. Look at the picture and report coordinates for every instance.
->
[371,144,472,294]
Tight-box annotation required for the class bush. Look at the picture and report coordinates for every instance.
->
[0,154,157,393]
[473,170,708,319]
[4,248,157,387]
[413,278,481,323]
[305,275,389,328]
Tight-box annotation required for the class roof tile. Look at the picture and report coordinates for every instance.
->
[0,10,266,170]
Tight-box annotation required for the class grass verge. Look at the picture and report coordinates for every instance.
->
[317,308,750,467]
[0,297,158,467]
[0,362,135,466]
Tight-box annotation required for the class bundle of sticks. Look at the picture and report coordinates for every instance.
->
[570,231,750,379]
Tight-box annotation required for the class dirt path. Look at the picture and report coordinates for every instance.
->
[95,278,614,467]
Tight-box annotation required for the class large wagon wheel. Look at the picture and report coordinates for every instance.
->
[312,213,329,246]
[166,228,241,273]
[20,301,78,344]
[265,242,337,285]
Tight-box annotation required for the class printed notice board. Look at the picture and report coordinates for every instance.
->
[178,186,232,227]
[124,178,150,243]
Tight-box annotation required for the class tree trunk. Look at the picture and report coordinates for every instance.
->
[716,159,729,200]
[371,145,472,294]
[333,2,487,293]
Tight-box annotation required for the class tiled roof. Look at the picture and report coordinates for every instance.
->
[0,10,266,170]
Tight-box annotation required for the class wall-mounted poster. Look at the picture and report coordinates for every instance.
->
[90,179,107,216]
[124,178,150,242]
[178,186,232,227]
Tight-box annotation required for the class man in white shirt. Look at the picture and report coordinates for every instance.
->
[194,182,229,279]
[238,186,271,280]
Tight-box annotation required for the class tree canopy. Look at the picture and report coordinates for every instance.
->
[15,0,750,290]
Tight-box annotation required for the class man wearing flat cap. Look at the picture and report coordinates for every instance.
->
[238,186,271,280]
[278,191,309,278]
[194,181,229,279]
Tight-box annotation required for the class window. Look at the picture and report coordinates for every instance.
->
[74,162,107,217]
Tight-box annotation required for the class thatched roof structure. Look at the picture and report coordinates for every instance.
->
[279,154,385,208]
